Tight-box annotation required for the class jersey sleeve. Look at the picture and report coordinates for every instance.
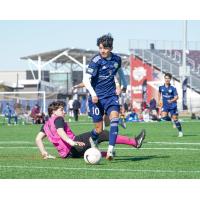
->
[54,117,65,129]
[173,87,178,96]
[86,55,100,77]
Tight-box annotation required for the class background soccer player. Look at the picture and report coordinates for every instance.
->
[83,33,128,160]
[158,73,183,137]
[35,101,145,159]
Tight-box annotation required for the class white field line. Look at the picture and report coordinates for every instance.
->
[1,141,200,145]
[142,147,200,151]
[0,165,200,174]
[0,146,199,151]
[68,120,200,125]
[0,141,33,144]
[147,141,200,145]
[0,120,199,126]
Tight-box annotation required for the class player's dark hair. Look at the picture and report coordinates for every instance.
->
[165,73,172,79]
[48,101,66,116]
[97,33,113,48]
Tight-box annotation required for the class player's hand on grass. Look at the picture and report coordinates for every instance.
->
[74,141,85,147]
[92,96,98,103]
[45,154,56,159]
[42,152,56,159]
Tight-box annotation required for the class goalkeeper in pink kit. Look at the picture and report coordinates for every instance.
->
[35,101,145,159]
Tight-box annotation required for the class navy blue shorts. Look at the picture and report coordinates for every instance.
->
[88,95,120,123]
[161,106,178,116]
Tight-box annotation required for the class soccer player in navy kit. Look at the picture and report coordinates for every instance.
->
[158,73,183,137]
[83,33,145,160]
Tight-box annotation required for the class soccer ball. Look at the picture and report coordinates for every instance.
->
[84,148,102,165]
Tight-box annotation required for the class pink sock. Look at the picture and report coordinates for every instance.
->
[116,135,137,147]
[101,151,107,157]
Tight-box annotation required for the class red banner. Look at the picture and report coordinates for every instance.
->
[130,55,153,111]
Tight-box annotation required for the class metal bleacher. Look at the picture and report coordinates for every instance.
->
[129,39,200,94]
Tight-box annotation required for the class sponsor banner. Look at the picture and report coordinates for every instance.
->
[130,55,153,110]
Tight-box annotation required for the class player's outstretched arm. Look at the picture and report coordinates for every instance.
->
[35,131,56,159]
[72,82,85,91]
[83,73,98,103]
[57,128,85,147]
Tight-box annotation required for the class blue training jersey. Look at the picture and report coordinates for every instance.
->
[86,52,121,99]
[159,84,178,108]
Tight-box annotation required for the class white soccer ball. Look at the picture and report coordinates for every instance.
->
[84,148,102,165]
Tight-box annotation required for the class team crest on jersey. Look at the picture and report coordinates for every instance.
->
[114,62,118,68]
[132,66,147,81]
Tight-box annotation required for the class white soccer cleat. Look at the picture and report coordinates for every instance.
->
[178,132,183,137]
[106,150,114,161]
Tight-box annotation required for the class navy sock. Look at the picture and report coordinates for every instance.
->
[174,120,182,132]
[109,118,119,146]
[91,129,99,141]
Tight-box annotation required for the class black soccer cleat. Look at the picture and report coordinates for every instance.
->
[135,129,146,148]
[119,118,127,129]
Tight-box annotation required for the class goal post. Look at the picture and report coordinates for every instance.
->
[0,91,46,114]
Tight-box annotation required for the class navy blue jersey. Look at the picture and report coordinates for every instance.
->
[86,52,121,99]
[159,84,178,109]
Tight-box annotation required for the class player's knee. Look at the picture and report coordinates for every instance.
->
[108,109,119,119]
[110,117,119,126]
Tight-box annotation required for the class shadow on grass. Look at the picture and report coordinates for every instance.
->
[114,155,170,162]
